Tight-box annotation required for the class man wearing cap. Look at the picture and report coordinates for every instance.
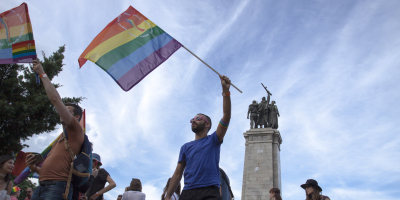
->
[87,153,116,200]
[10,186,21,200]
[165,76,232,200]
[301,179,330,200]
[26,60,85,200]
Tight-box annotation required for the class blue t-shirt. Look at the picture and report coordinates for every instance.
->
[178,131,222,190]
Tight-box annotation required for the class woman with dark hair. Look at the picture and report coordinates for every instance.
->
[161,178,180,200]
[301,179,330,200]
[269,188,282,200]
[121,179,146,200]
[0,155,14,200]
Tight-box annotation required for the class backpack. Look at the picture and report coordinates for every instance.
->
[58,127,93,200]
[219,168,234,199]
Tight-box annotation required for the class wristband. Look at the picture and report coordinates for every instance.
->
[96,192,100,196]
[40,73,47,78]
[222,92,230,96]
[219,119,229,129]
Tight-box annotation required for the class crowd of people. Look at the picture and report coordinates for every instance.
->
[0,60,330,200]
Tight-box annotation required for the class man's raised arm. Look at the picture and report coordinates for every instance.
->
[216,75,231,143]
[32,60,75,126]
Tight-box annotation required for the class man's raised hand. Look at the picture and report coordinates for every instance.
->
[32,60,45,75]
[220,75,231,92]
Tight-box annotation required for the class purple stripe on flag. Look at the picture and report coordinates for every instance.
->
[0,58,15,64]
[13,55,37,63]
[116,39,182,91]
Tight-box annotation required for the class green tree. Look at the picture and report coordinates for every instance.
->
[0,45,84,155]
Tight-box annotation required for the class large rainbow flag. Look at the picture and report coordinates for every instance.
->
[14,110,86,184]
[78,6,182,91]
[0,3,37,64]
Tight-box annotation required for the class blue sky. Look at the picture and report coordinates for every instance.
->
[2,0,400,199]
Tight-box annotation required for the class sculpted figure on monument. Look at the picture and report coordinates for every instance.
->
[267,100,280,129]
[247,100,259,129]
[256,95,270,128]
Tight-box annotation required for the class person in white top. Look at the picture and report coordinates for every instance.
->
[161,178,180,200]
[0,155,14,200]
[121,179,145,200]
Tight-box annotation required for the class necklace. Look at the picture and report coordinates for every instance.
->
[0,173,5,177]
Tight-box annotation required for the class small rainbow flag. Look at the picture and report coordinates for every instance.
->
[0,3,37,64]
[78,6,182,91]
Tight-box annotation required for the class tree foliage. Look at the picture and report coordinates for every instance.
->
[0,45,84,155]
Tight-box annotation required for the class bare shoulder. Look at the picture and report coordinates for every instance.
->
[7,181,13,193]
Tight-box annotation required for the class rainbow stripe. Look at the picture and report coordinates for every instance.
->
[79,6,182,91]
[12,186,21,193]
[219,119,229,129]
[0,3,37,64]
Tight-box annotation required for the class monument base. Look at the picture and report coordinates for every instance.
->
[241,128,282,200]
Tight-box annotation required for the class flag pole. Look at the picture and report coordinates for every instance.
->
[182,45,243,93]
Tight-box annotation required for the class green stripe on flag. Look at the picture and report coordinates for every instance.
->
[95,26,165,71]
[0,33,34,50]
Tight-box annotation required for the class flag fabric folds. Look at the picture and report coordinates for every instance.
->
[0,3,37,64]
[78,6,182,91]
[11,151,31,176]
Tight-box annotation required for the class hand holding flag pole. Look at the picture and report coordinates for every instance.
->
[182,46,243,93]
[30,63,40,84]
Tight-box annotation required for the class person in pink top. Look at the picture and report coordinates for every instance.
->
[10,186,21,200]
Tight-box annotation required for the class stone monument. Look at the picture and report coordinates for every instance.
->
[242,85,282,200]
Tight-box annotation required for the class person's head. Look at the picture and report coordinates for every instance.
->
[269,188,282,200]
[271,101,276,105]
[26,187,33,198]
[190,113,212,134]
[92,153,102,170]
[301,179,322,200]
[0,155,14,181]
[262,97,266,101]
[62,103,83,123]
[117,194,122,200]
[11,186,21,197]
[252,100,256,104]
[128,178,142,192]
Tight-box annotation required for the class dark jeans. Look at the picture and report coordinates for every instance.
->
[31,181,72,200]
[180,186,222,200]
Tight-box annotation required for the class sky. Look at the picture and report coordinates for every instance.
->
[2,0,400,200]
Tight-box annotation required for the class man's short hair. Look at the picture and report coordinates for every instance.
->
[64,103,83,122]
[197,113,212,131]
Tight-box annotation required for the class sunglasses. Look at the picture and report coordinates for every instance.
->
[190,116,209,124]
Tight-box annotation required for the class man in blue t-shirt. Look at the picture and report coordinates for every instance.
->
[165,75,232,200]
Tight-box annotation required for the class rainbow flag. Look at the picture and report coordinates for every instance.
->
[78,6,182,91]
[14,110,86,184]
[0,3,37,64]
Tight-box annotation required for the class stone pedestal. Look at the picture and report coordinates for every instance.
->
[241,128,282,200]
